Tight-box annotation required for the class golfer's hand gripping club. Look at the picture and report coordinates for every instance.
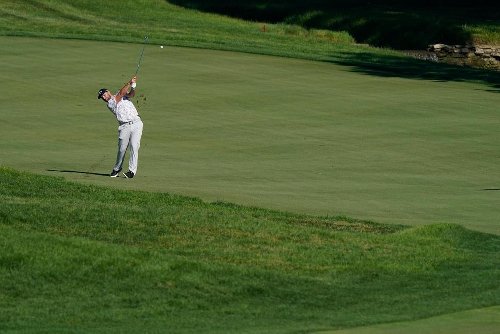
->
[117,76,137,99]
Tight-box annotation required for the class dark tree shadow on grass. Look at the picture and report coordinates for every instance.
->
[47,169,109,177]
[328,51,500,92]
[168,0,498,49]
[167,0,499,88]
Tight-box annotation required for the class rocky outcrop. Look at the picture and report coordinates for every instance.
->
[428,44,500,70]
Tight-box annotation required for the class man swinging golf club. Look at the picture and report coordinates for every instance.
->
[97,75,143,178]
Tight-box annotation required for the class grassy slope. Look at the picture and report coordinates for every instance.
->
[0,167,499,333]
[168,0,500,48]
[2,0,497,52]
[0,0,361,59]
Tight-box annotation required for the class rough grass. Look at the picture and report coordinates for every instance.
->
[0,0,393,62]
[1,167,499,333]
[168,0,500,48]
[1,0,498,59]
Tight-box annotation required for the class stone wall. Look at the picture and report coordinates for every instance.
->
[428,44,500,70]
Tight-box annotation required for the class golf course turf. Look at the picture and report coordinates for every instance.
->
[2,36,499,234]
[1,167,499,333]
[1,35,499,333]
[1,0,500,332]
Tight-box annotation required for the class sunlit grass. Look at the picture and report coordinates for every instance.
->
[466,24,500,44]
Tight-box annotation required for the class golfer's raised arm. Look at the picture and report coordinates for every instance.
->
[116,76,136,101]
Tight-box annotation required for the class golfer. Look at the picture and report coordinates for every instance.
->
[97,75,143,178]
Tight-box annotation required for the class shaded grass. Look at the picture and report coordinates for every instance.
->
[329,51,500,92]
[5,0,497,55]
[1,167,499,332]
[169,0,500,48]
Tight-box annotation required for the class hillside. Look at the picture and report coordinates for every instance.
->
[170,0,500,49]
[1,167,499,332]
[2,0,499,73]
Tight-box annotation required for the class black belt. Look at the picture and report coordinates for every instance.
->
[119,118,141,125]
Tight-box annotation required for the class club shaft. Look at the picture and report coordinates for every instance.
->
[135,36,149,75]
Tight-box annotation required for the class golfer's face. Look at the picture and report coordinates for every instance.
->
[102,91,111,102]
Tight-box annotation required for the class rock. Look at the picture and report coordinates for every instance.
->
[427,43,499,70]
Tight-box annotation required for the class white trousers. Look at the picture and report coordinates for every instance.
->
[113,120,143,174]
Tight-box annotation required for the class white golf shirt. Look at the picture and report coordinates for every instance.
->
[107,95,140,123]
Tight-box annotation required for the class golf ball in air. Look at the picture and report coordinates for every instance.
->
[160,45,163,49]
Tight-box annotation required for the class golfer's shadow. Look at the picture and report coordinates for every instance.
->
[47,169,109,177]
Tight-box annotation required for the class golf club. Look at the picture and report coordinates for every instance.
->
[135,35,149,76]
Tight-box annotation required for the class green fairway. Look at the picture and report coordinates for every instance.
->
[1,36,500,234]
[318,306,500,334]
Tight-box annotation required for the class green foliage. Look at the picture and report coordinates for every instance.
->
[0,167,499,332]
[169,0,500,48]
